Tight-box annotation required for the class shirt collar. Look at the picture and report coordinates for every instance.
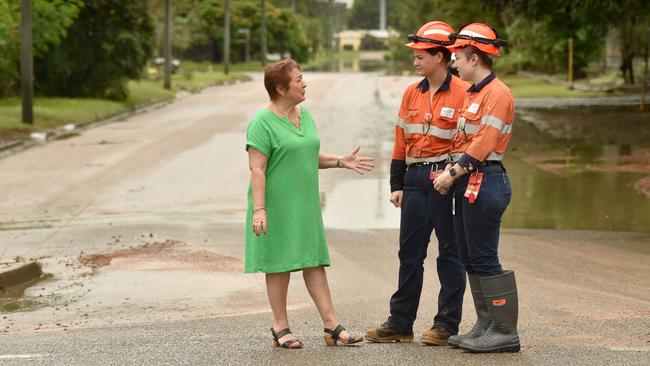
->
[468,72,496,93]
[416,72,452,94]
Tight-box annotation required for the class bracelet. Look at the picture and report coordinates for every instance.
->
[253,206,265,212]
[336,159,342,168]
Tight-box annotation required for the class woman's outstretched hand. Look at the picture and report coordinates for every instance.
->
[340,146,374,174]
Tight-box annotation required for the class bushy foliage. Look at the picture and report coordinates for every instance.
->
[377,0,650,80]
[34,0,155,100]
[149,0,312,63]
[0,0,83,97]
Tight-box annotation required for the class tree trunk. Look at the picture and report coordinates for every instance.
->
[621,55,635,85]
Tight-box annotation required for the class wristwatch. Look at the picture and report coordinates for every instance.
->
[449,167,457,177]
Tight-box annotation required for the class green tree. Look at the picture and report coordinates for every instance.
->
[277,0,346,53]
[148,0,333,62]
[148,0,205,57]
[0,0,19,96]
[583,0,650,84]
[266,5,310,61]
[348,0,400,30]
[191,0,311,62]
[495,0,608,76]
[34,0,155,100]
[384,0,501,73]
[0,0,83,97]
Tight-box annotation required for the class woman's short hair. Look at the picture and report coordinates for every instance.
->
[264,58,301,101]
[459,46,494,69]
[425,46,452,64]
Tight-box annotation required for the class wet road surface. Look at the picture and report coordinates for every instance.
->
[0,73,648,364]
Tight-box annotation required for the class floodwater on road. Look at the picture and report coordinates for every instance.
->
[504,159,648,231]
[321,158,650,232]
[322,104,650,232]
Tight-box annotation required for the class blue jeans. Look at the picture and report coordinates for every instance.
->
[453,164,512,277]
[388,163,466,335]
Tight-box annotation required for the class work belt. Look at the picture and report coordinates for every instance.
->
[409,159,447,167]
[406,155,448,166]
[481,160,504,167]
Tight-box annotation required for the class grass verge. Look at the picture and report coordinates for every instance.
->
[501,75,609,98]
[0,71,249,141]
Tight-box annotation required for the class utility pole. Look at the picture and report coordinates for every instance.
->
[641,30,649,112]
[260,0,267,66]
[224,0,231,74]
[321,0,334,54]
[238,28,251,63]
[567,37,574,88]
[20,0,33,124]
[379,0,386,30]
[163,0,172,89]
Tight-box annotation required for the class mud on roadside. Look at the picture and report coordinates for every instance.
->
[77,239,242,274]
[0,131,29,145]
[1,237,255,335]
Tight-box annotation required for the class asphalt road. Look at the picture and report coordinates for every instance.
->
[0,72,648,365]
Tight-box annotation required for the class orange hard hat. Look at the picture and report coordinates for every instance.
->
[405,21,455,50]
[448,23,507,56]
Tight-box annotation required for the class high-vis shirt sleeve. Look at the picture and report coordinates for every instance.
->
[392,90,410,161]
[390,159,407,192]
[246,119,272,157]
[457,152,481,172]
[465,90,513,162]
[392,119,407,160]
[390,90,410,191]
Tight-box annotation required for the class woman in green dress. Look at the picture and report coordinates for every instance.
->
[246,58,374,348]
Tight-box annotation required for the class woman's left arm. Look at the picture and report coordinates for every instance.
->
[319,146,375,174]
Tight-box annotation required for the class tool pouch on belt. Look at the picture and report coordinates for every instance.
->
[464,172,484,204]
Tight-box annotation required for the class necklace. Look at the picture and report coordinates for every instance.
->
[272,103,299,129]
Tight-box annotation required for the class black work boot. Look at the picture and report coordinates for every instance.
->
[365,321,414,343]
[448,274,491,348]
[460,270,520,353]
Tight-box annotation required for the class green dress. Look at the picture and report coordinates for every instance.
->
[244,107,330,273]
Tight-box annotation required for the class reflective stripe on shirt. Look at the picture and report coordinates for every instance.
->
[402,123,456,140]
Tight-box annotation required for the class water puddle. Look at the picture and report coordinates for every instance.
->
[322,178,399,229]
[504,159,649,231]
[0,275,51,312]
[320,160,650,232]
[322,105,650,233]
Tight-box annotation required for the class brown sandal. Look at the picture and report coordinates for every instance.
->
[271,327,303,349]
[323,324,364,346]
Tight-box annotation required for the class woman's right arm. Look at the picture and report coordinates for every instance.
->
[390,90,410,208]
[249,148,268,236]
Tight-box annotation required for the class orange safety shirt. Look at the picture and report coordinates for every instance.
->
[449,72,514,171]
[393,73,469,164]
[390,73,469,192]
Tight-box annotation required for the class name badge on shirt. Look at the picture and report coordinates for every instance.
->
[440,107,455,119]
[468,103,480,114]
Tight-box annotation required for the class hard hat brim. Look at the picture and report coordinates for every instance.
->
[405,42,437,50]
[448,40,501,56]
[448,39,471,52]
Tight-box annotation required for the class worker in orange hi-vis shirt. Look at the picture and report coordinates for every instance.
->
[433,22,520,354]
[365,21,468,347]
